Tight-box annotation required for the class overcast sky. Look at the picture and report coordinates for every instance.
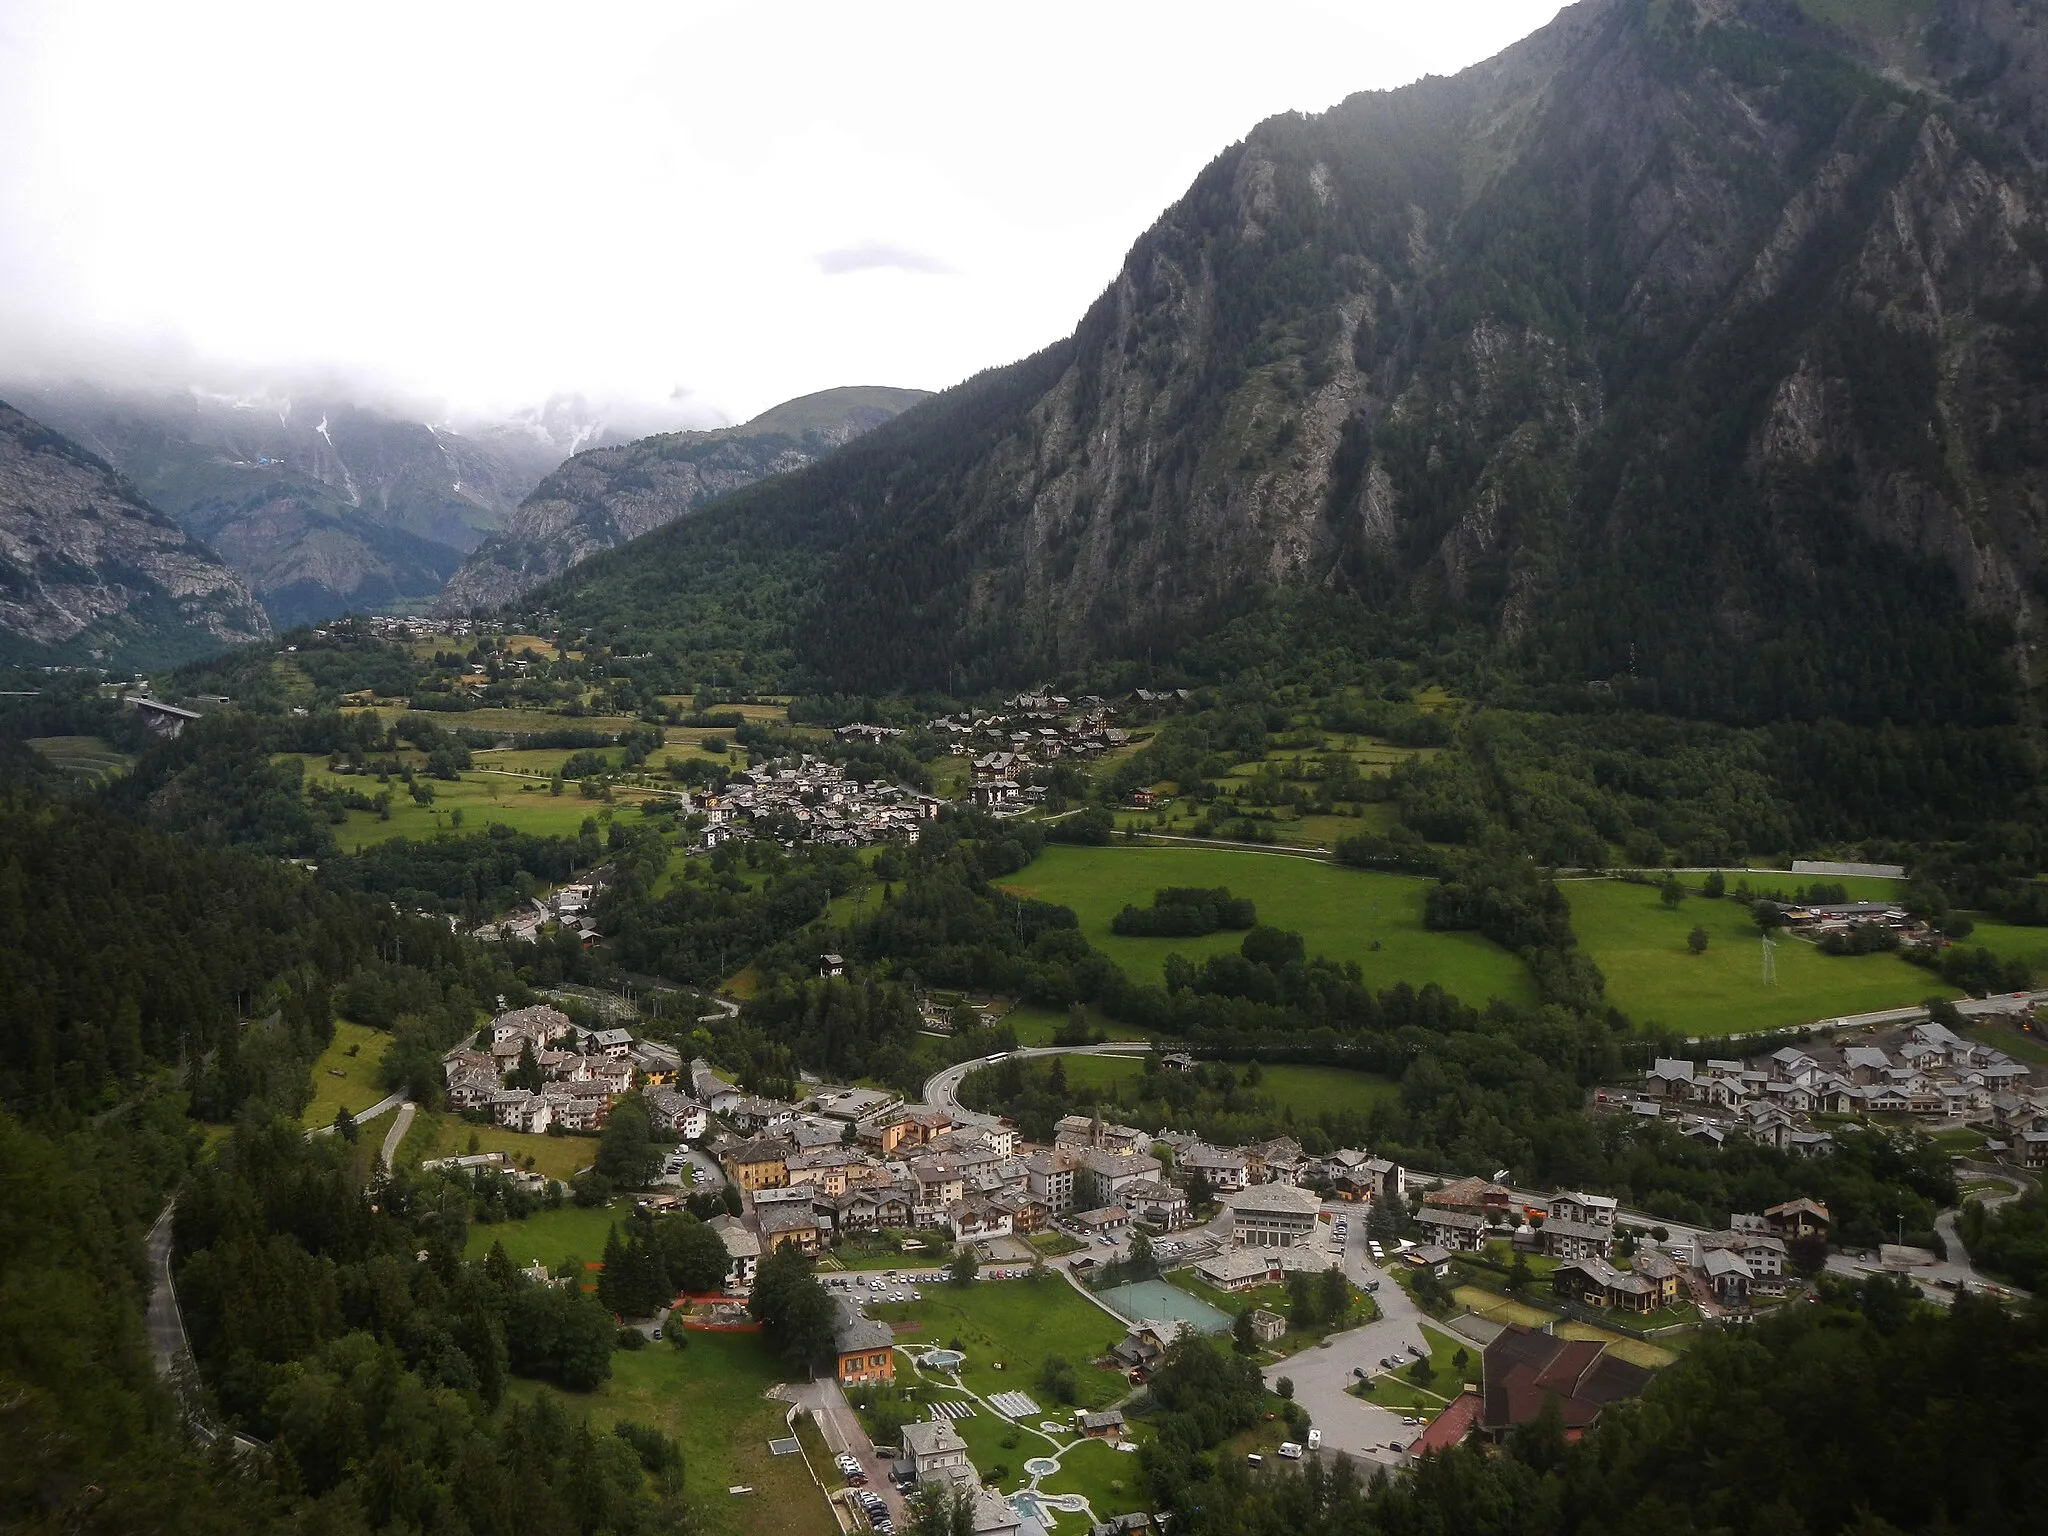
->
[0,1,1566,427]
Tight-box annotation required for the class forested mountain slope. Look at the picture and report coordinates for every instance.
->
[0,400,270,667]
[440,385,929,613]
[546,0,2048,722]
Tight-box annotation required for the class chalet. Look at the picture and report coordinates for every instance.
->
[947,1197,1014,1243]
[902,1418,972,1484]
[1076,1410,1126,1441]
[1417,1207,1489,1253]
[1764,1197,1830,1240]
[1701,1246,1753,1304]
[708,1214,760,1290]
[1404,1244,1453,1278]
[1630,1247,1684,1306]
[590,1027,635,1059]
[1178,1143,1249,1193]
[1054,1114,1151,1156]
[1120,1179,1189,1230]
[1076,1150,1164,1208]
[1548,1191,1619,1229]
[1643,1058,1696,1098]
[758,1205,822,1255]
[491,1089,553,1135]
[834,1299,894,1386]
[1552,1256,1656,1314]
[1422,1177,1515,1215]
[1541,1218,1616,1263]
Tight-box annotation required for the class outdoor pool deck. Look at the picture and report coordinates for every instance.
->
[1095,1279,1233,1334]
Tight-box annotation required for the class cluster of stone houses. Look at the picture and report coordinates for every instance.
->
[926,693,1129,812]
[441,1005,681,1134]
[1406,1177,1829,1315]
[1630,1017,2042,1158]
[474,881,605,947]
[687,754,940,850]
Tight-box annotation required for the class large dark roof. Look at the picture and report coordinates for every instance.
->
[1481,1326,1652,1433]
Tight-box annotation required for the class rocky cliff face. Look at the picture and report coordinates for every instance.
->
[550,0,2048,724]
[9,384,585,627]
[439,386,928,613]
[0,401,270,665]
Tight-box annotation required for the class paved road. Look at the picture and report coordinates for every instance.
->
[1825,1174,2033,1303]
[686,1147,729,1192]
[790,1377,908,1525]
[1259,1212,1434,1468]
[379,1100,416,1170]
[145,1201,265,1453]
[306,1089,405,1138]
[1685,990,2048,1048]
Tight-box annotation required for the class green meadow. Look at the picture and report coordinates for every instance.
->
[300,1019,390,1129]
[283,754,672,850]
[1051,1053,1399,1119]
[1563,879,1956,1037]
[508,1333,839,1536]
[1002,844,1537,1006]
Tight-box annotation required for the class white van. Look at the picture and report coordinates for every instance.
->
[1307,1429,1323,1451]
[1277,1442,1303,1461]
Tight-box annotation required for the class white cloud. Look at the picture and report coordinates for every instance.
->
[0,0,1568,423]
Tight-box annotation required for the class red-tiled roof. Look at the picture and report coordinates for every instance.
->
[1407,1391,1483,1458]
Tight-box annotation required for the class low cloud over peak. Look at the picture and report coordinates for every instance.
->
[817,241,956,277]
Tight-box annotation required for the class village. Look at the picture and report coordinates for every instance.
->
[689,753,943,851]
[420,988,2042,1536]
[1620,1013,2048,1173]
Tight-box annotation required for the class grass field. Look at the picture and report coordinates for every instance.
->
[1723,873,1907,903]
[284,754,670,849]
[1046,1054,1400,1122]
[510,1334,838,1536]
[300,1020,390,1129]
[400,1107,598,1182]
[1951,915,2048,972]
[1002,845,1537,1006]
[1451,1286,1556,1328]
[26,734,135,784]
[463,1198,633,1277]
[1564,880,1955,1036]
[1959,1015,2048,1065]
[1555,1320,1677,1369]
[868,1278,1129,1409]
[1000,1003,1147,1045]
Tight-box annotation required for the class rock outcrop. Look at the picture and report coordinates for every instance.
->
[440,386,928,613]
[0,401,270,665]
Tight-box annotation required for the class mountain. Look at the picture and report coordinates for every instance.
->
[542,0,2048,724]
[438,385,931,613]
[0,400,270,667]
[8,382,589,628]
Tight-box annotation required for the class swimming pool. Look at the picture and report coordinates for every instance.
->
[1095,1279,1233,1334]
